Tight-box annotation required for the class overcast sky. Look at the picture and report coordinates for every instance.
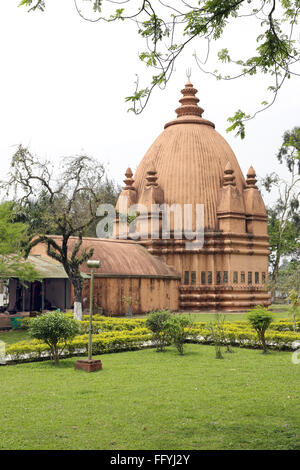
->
[1,1,299,206]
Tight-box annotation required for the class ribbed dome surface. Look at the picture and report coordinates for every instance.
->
[133,82,246,231]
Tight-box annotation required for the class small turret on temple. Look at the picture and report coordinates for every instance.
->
[216,162,246,233]
[243,166,268,235]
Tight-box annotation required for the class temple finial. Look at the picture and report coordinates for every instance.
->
[175,79,204,118]
[123,167,135,190]
[145,161,158,187]
[223,162,236,187]
[246,166,257,188]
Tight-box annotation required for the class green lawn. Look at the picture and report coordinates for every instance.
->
[0,344,299,450]
[0,329,29,345]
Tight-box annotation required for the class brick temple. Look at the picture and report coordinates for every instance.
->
[8,80,270,315]
[114,79,271,311]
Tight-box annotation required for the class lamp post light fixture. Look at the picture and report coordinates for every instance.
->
[74,259,102,373]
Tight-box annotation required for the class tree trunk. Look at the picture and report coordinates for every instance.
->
[260,332,268,353]
[292,311,296,332]
[73,278,83,321]
[271,252,281,302]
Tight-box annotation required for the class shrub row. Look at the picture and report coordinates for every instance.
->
[14,315,300,363]
[78,319,145,333]
[6,328,151,362]
[23,315,146,332]
[188,324,300,350]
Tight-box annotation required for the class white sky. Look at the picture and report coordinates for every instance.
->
[0,1,299,206]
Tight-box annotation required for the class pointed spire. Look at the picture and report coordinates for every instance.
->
[246,166,257,188]
[123,167,135,190]
[164,78,215,129]
[223,162,236,187]
[145,161,158,187]
[175,80,204,118]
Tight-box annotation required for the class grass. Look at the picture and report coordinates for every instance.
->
[0,329,29,345]
[0,344,299,450]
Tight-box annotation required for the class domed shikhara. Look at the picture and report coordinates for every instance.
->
[132,80,246,231]
[114,79,270,312]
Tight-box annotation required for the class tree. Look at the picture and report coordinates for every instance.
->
[0,201,39,284]
[145,310,172,352]
[165,315,192,355]
[207,313,226,359]
[1,145,113,320]
[20,0,300,138]
[275,260,300,297]
[288,289,300,331]
[14,179,120,239]
[28,311,80,365]
[260,127,300,298]
[247,306,274,353]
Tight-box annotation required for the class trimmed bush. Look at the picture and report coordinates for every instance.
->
[165,315,192,355]
[145,310,172,352]
[28,312,80,365]
[247,306,274,353]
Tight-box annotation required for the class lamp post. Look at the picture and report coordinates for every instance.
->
[87,260,100,361]
[74,259,102,373]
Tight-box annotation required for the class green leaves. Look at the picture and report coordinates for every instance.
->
[226,109,250,139]
[247,307,274,332]
[139,15,169,44]
[165,315,192,355]
[0,201,40,283]
[218,48,231,63]
[29,311,80,364]
[145,310,172,352]
[247,306,274,352]
[19,0,45,12]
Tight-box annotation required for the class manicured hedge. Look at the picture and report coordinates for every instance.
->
[189,323,300,350]
[79,319,146,333]
[6,328,151,362]
[8,314,300,363]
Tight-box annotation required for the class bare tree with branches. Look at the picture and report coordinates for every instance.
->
[1,145,111,319]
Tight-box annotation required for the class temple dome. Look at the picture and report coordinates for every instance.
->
[132,80,246,231]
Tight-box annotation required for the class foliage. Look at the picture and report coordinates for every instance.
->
[20,0,300,138]
[165,315,192,355]
[7,328,151,362]
[13,179,120,239]
[207,313,225,359]
[145,310,172,352]
[247,306,274,353]
[275,260,300,297]
[277,127,300,170]
[288,289,300,331]
[260,127,300,296]
[28,312,80,364]
[0,201,39,284]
